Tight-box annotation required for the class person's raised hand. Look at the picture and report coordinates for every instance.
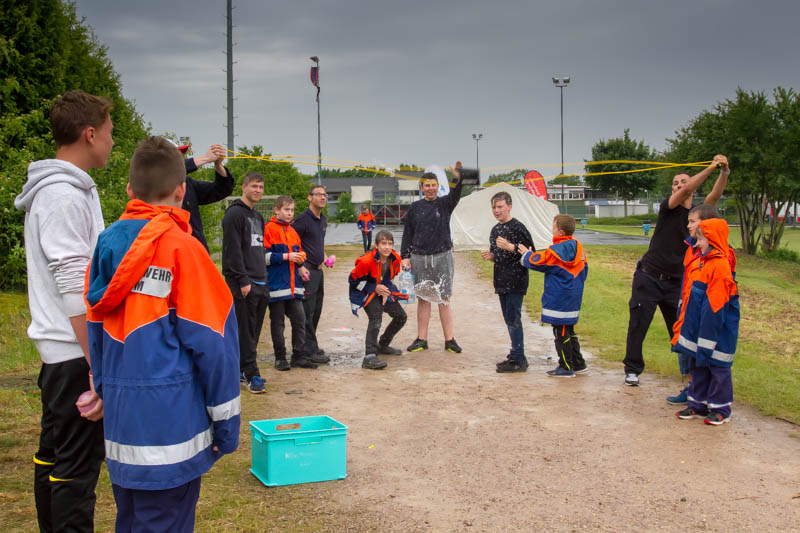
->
[713,154,729,172]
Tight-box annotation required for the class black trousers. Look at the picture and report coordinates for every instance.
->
[362,231,372,253]
[35,358,105,533]
[623,267,681,375]
[364,297,407,355]
[228,280,268,379]
[553,324,585,371]
[269,298,307,360]
[302,268,324,355]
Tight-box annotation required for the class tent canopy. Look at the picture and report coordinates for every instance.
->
[451,183,560,251]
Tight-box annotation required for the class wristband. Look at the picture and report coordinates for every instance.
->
[720,169,730,177]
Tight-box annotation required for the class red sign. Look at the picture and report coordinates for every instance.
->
[524,171,547,199]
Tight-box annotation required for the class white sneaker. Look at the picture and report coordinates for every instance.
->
[624,373,639,386]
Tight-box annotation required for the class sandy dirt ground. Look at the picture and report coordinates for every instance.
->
[248,252,800,532]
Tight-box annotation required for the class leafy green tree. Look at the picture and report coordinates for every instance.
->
[486,168,528,184]
[550,175,582,186]
[335,192,357,222]
[584,129,660,217]
[0,0,149,289]
[666,88,800,254]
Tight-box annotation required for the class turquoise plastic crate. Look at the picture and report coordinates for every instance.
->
[249,415,348,487]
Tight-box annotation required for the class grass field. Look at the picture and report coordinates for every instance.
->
[1,245,798,530]
[585,224,800,253]
[472,245,800,422]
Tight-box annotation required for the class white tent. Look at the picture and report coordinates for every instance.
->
[451,183,560,251]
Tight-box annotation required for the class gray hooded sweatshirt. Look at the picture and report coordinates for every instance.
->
[14,159,105,364]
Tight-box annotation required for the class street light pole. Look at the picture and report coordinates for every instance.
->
[310,56,321,186]
[552,76,570,213]
[472,133,483,170]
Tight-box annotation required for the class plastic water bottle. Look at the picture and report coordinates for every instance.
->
[398,271,415,305]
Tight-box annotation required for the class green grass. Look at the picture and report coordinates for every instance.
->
[471,245,800,422]
[585,224,800,253]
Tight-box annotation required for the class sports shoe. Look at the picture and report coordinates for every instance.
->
[496,359,528,373]
[546,366,575,378]
[361,354,387,370]
[666,386,689,405]
[704,411,731,426]
[378,345,402,355]
[573,364,589,375]
[240,371,247,384]
[274,358,290,371]
[246,375,266,394]
[444,338,462,353]
[290,357,318,369]
[675,407,704,419]
[310,351,330,364]
[407,338,428,352]
[624,373,639,386]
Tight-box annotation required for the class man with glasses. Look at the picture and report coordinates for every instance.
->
[292,185,332,366]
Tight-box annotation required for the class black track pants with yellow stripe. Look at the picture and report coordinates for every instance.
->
[35,358,105,533]
[553,324,586,371]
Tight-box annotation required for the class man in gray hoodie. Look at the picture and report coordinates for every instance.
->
[14,90,113,533]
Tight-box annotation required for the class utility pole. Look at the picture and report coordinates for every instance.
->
[472,133,483,170]
[310,56,321,185]
[226,0,234,151]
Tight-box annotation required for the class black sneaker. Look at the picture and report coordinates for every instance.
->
[444,338,462,353]
[362,354,387,370]
[496,359,528,373]
[378,344,402,355]
[310,351,330,364]
[704,411,731,426]
[675,407,705,419]
[407,338,428,352]
[274,358,290,371]
[290,357,318,369]
[624,373,639,386]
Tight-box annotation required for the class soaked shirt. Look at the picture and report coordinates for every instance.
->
[490,218,534,294]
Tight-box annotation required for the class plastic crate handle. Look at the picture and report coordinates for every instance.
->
[254,433,263,443]
[294,437,322,446]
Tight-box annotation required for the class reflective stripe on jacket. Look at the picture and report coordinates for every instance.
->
[520,235,588,325]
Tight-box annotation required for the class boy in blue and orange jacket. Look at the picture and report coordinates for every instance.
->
[349,230,408,370]
[666,204,737,405]
[356,205,377,253]
[264,195,317,370]
[673,218,739,425]
[84,137,240,532]
[518,214,589,378]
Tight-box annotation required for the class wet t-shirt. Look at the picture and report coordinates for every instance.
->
[489,218,534,294]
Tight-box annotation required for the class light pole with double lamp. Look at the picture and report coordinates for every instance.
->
[472,133,483,170]
[552,75,570,213]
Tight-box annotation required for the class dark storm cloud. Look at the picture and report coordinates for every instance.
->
[75,0,800,178]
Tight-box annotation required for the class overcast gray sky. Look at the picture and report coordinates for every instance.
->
[75,0,800,179]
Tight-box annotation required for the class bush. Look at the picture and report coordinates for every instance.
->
[759,247,800,264]
[589,214,655,225]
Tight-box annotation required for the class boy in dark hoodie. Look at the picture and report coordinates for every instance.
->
[14,90,111,532]
[222,172,269,393]
[264,195,315,370]
[673,218,739,425]
[519,214,589,378]
[84,136,240,531]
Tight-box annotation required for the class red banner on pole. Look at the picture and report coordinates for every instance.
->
[524,171,547,199]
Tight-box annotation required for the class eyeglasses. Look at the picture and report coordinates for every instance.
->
[311,193,328,197]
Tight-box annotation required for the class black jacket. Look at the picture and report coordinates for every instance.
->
[221,199,267,287]
[400,179,463,257]
[489,218,534,294]
[183,159,235,251]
